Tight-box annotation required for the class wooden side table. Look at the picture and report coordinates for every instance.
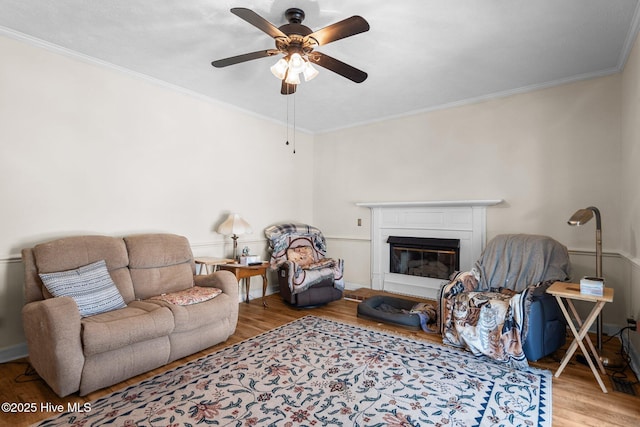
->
[546,281,614,393]
[218,262,269,307]
[194,257,234,275]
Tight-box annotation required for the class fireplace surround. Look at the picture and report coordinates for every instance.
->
[357,200,502,299]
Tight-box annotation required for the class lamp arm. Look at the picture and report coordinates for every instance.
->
[595,228,602,278]
[587,206,602,278]
[587,206,601,230]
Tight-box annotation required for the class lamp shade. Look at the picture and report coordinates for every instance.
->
[303,62,319,81]
[568,208,594,226]
[270,58,289,80]
[288,53,306,74]
[217,213,252,237]
[285,70,301,85]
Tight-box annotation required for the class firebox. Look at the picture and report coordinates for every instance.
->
[387,236,460,280]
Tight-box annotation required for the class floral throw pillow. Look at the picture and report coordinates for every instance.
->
[149,286,222,305]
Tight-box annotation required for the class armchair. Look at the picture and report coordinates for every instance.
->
[438,234,571,367]
[265,223,344,307]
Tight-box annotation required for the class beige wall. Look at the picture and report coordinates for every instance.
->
[314,75,622,286]
[621,29,640,354]
[622,32,640,263]
[0,34,314,352]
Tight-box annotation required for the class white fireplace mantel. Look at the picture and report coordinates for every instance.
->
[356,200,503,209]
[356,199,503,298]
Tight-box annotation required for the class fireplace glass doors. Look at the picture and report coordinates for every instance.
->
[387,236,460,280]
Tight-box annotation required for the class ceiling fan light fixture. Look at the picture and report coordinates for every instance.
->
[303,62,319,81]
[211,8,370,94]
[288,53,306,74]
[285,70,301,85]
[270,58,289,80]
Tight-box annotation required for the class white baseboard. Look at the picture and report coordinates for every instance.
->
[0,342,28,363]
[344,281,367,291]
[241,280,280,303]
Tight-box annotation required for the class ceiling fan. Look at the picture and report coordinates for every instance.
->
[211,7,370,95]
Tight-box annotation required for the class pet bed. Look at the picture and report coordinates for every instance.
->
[357,295,436,332]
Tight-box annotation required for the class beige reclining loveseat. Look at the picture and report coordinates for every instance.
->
[22,233,239,397]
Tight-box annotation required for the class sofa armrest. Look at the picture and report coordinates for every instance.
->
[194,270,238,300]
[22,296,84,397]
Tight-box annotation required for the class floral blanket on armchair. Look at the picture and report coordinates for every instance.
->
[265,223,344,295]
[439,271,532,369]
[438,234,572,369]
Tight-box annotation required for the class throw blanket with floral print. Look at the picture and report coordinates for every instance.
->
[439,271,529,369]
[265,223,344,295]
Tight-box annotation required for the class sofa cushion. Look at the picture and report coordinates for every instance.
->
[124,234,195,300]
[81,301,174,356]
[125,234,193,269]
[149,286,222,305]
[39,260,127,317]
[33,235,135,303]
[147,293,233,333]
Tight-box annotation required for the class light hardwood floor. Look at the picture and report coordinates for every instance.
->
[1,291,639,426]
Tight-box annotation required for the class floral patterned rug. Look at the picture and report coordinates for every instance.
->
[36,316,551,426]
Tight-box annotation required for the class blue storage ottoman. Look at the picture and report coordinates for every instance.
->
[357,295,430,331]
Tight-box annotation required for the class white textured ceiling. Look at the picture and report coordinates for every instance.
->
[1,0,639,133]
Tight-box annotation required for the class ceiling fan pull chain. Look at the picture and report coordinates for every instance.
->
[285,93,290,147]
[293,92,296,154]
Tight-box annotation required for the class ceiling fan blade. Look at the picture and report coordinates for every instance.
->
[281,80,297,95]
[211,50,276,68]
[311,52,367,83]
[231,7,288,39]
[306,16,370,46]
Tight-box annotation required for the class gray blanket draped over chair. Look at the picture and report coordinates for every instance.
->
[474,234,573,293]
[438,234,571,368]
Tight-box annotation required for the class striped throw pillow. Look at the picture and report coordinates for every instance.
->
[39,260,126,317]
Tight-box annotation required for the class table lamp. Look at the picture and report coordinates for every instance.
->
[218,213,252,261]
